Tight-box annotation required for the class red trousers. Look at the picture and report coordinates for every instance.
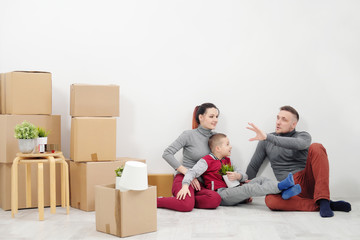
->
[157,174,221,212]
[265,143,330,211]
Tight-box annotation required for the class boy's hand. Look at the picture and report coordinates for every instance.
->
[190,178,201,191]
[226,172,241,181]
[176,184,191,200]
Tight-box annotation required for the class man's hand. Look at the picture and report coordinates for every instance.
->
[190,178,201,191]
[226,171,241,181]
[246,122,267,141]
[176,184,191,200]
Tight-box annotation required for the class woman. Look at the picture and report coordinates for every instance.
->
[157,103,222,211]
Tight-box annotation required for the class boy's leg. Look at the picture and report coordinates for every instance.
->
[194,182,221,209]
[157,174,196,212]
[218,176,280,206]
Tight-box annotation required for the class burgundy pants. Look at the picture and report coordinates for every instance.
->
[157,174,221,212]
[265,143,330,211]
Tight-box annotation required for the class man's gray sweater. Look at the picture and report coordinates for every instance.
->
[246,130,312,181]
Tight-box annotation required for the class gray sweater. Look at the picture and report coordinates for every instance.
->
[246,130,311,181]
[162,125,214,173]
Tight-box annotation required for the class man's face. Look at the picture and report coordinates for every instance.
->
[275,110,297,134]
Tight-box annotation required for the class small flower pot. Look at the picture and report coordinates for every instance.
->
[37,137,48,153]
[116,177,121,190]
[223,175,240,188]
[18,139,36,154]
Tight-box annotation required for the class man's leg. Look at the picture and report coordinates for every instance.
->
[157,174,195,212]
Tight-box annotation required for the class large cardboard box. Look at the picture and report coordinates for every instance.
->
[0,115,61,163]
[0,162,62,210]
[148,174,174,197]
[95,184,157,238]
[70,158,145,211]
[70,117,116,162]
[70,84,119,117]
[0,71,52,115]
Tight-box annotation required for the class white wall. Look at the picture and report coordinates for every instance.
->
[1,0,359,198]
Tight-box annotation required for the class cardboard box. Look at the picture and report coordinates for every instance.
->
[70,159,146,211]
[0,162,62,211]
[148,174,174,197]
[0,115,61,163]
[70,84,119,117]
[70,117,116,162]
[0,71,52,115]
[95,184,157,238]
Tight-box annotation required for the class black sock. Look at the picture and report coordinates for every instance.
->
[318,199,334,218]
[330,200,351,212]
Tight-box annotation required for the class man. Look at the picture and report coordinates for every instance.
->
[246,105,351,217]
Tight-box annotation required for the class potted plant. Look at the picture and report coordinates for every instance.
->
[218,163,240,188]
[37,126,50,153]
[14,121,39,153]
[115,166,125,190]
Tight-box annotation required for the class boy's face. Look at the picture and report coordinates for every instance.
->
[217,137,232,157]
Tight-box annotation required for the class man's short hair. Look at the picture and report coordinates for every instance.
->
[208,133,227,152]
[280,105,299,121]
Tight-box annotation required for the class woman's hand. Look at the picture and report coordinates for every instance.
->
[176,184,191,200]
[246,122,267,141]
[190,178,201,191]
[176,165,188,175]
[226,171,241,181]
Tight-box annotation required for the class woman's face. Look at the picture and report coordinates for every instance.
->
[199,107,219,130]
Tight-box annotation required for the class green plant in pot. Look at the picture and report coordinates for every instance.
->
[14,121,39,153]
[218,163,240,188]
[115,166,125,190]
[37,126,50,153]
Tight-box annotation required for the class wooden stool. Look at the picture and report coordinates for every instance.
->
[11,152,69,220]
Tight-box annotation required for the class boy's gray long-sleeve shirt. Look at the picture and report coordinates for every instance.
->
[246,129,311,181]
[162,125,214,173]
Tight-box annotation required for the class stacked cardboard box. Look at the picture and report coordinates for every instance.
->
[0,71,62,210]
[69,84,124,211]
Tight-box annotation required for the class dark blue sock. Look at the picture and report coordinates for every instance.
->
[330,200,351,212]
[278,172,295,190]
[318,199,334,218]
[281,184,301,200]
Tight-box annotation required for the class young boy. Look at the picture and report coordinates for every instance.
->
[177,133,302,206]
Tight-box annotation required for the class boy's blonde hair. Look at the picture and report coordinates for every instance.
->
[208,133,227,152]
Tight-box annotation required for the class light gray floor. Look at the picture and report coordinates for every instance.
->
[1,197,359,240]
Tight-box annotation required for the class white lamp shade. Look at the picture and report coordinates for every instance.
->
[118,161,148,192]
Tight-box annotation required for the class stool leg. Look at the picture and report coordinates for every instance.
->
[38,163,44,221]
[61,161,65,208]
[49,157,56,214]
[25,164,32,208]
[11,157,21,217]
[61,156,70,215]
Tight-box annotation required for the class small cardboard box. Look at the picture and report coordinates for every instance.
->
[148,174,174,197]
[0,162,62,211]
[0,115,61,163]
[70,117,116,162]
[95,184,157,238]
[70,158,145,211]
[70,84,119,117]
[0,71,52,115]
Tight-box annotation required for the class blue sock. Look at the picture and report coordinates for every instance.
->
[318,199,334,218]
[278,172,295,190]
[330,200,351,212]
[281,184,301,200]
